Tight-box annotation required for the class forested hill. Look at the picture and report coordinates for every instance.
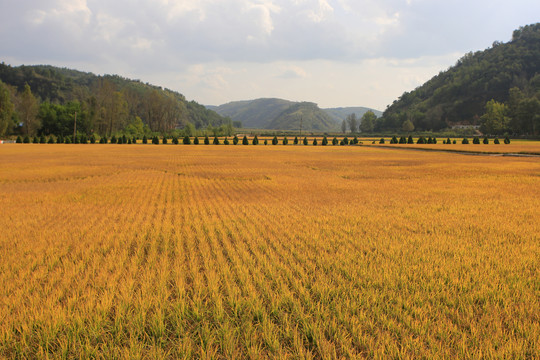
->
[0,63,229,137]
[380,23,540,135]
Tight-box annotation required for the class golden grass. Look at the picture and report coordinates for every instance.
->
[1,144,539,359]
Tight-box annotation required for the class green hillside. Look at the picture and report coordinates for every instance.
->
[268,102,338,131]
[0,63,229,137]
[210,98,293,129]
[380,23,540,135]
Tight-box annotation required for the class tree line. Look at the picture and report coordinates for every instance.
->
[0,64,233,138]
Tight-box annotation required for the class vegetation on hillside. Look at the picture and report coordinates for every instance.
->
[380,23,540,135]
[267,102,338,131]
[0,63,232,138]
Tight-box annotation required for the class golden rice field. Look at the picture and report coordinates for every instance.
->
[0,144,539,359]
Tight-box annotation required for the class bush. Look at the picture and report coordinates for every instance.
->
[313,138,318,146]
[473,136,480,144]
[151,136,158,144]
[322,136,328,146]
[427,137,433,144]
[399,136,406,144]
[233,135,239,145]
[47,136,54,144]
[252,135,259,145]
[343,137,349,145]
[390,136,398,144]
[89,135,96,144]
[504,136,511,144]
[183,136,191,144]
[353,136,358,145]
[407,135,414,144]
[453,140,457,144]
[142,135,148,144]
[64,136,72,144]
[213,136,220,145]
[417,136,425,144]
[32,136,39,144]
[433,137,437,144]
[446,138,451,144]
[282,136,288,145]
[73,135,80,144]
[127,138,132,144]
[39,135,46,144]
[203,136,209,145]
[23,135,30,143]
[224,137,229,145]
[303,137,308,145]
[16,136,22,143]
[332,137,338,145]
[264,139,268,145]
[242,135,249,145]
[483,137,489,144]
[162,137,168,144]
[293,136,298,145]
[193,136,199,145]
[121,135,127,144]
[494,137,500,144]
[462,138,469,144]
[341,140,345,145]
[379,138,385,144]
[111,135,117,144]
[272,136,278,145]
[172,136,179,145]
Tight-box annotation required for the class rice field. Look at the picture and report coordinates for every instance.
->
[0,144,539,359]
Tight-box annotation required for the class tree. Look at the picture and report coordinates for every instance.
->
[204,135,210,145]
[252,135,259,145]
[224,137,230,145]
[313,138,318,146]
[480,100,510,135]
[142,135,148,144]
[213,136,220,145]
[303,137,308,145]
[360,111,376,133]
[194,136,200,145]
[346,113,358,133]
[341,119,347,133]
[233,135,239,145]
[332,137,338,145]
[401,119,414,132]
[173,136,179,144]
[282,137,288,145]
[322,136,328,146]
[18,84,40,136]
[0,80,14,136]
[183,136,191,144]
[483,137,489,144]
[294,136,299,145]
[407,135,414,144]
[242,135,249,145]
[462,138,469,144]
[272,136,278,145]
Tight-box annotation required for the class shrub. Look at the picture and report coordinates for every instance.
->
[494,137,500,144]
[142,135,148,144]
[427,137,433,144]
[127,138,132,144]
[64,136,71,144]
[73,135,80,144]
[462,138,469,144]
[47,136,54,144]
[399,136,406,144]
[417,136,425,144]
[313,138,318,146]
[194,136,199,145]
[433,137,437,144]
[32,136,39,144]
[213,136,220,145]
[162,137,168,145]
[341,140,345,145]
[122,135,127,144]
[332,137,338,145]
[99,137,105,144]
[233,135,239,145]
[293,136,298,145]
[16,136,22,143]
[390,136,398,144]
[264,139,268,145]
[224,137,229,145]
[182,136,190,144]
[322,136,328,146]
[483,137,489,144]
[23,135,30,143]
[473,136,480,144]
[353,136,358,145]
[172,136,179,145]
[151,136,158,144]
[303,137,308,145]
[453,140,457,144]
[253,135,259,145]
[379,138,385,144]
[446,138,451,144]
[111,135,117,144]
[203,136,209,145]
[39,135,46,144]
[90,135,96,144]
[282,136,288,145]
[407,135,414,144]
[504,136,511,144]
[272,136,278,145]
[343,137,349,145]
[242,135,249,145]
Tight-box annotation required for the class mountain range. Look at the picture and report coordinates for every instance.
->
[208,99,382,131]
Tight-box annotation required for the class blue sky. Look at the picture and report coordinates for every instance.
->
[1,0,539,110]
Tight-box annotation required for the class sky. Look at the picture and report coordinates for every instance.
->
[1,1,539,111]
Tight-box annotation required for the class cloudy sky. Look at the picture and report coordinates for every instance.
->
[1,0,539,110]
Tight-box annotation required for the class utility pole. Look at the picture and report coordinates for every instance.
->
[73,111,77,140]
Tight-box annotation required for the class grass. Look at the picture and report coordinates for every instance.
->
[0,144,539,359]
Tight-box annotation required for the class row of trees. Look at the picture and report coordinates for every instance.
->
[341,111,378,133]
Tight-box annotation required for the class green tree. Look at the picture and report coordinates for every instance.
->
[213,136,220,145]
[360,111,376,133]
[332,137,338,145]
[303,137,308,145]
[322,136,328,146]
[204,135,210,145]
[233,135,239,145]
[272,136,278,145]
[313,138,318,146]
[401,119,414,132]
[282,136,288,145]
[346,113,358,133]
[242,135,249,145]
[18,84,40,136]
[341,119,347,133]
[252,135,259,145]
[480,100,510,135]
[194,136,200,145]
[183,136,191,144]
[294,136,299,145]
[0,80,14,136]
